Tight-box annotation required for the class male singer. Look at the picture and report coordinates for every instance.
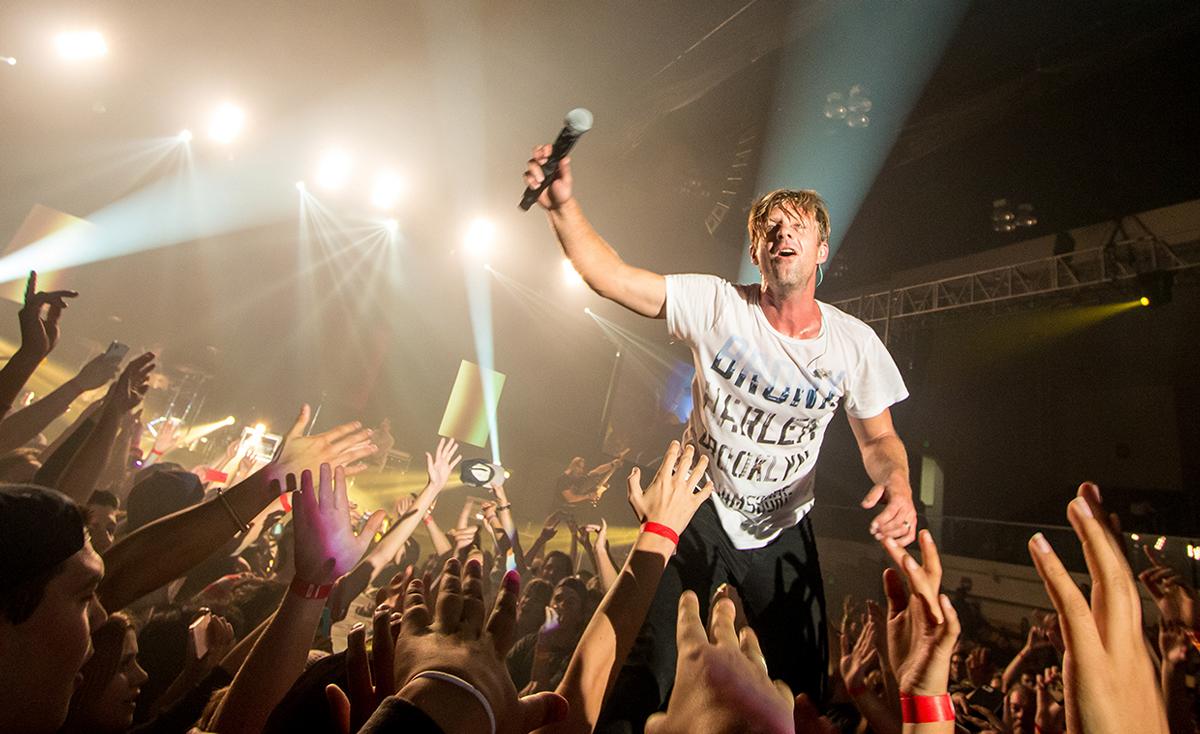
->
[522,145,914,728]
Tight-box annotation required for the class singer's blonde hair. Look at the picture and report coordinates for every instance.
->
[747,189,831,246]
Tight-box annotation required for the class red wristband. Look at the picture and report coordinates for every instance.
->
[641,521,679,545]
[899,693,954,723]
[289,577,333,600]
[150,449,164,456]
[278,491,292,513]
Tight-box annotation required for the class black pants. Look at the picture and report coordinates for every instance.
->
[596,500,828,733]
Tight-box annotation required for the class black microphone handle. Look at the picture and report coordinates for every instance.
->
[519,126,585,210]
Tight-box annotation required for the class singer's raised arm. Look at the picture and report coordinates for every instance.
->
[524,146,666,319]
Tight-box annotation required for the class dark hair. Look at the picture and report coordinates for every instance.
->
[0,483,86,623]
[124,470,204,533]
[0,448,42,483]
[87,490,120,510]
[543,550,571,570]
[262,651,347,734]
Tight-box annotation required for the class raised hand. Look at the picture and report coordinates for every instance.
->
[966,645,992,687]
[450,525,480,552]
[390,559,569,733]
[1026,482,1169,734]
[184,612,235,675]
[73,351,122,391]
[862,473,917,547]
[425,436,461,490]
[881,529,944,624]
[17,270,77,359]
[524,144,575,210]
[290,464,385,586]
[645,592,794,734]
[264,404,377,487]
[626,440,714,534]
[839,612,880,695]
[1138,546,1197,632]
[325,604,402,734]
[1035,666,1065,734]
[539,511,563,539]
[394,493,417,518]
[103,352,155,415]
[881,529,960,697]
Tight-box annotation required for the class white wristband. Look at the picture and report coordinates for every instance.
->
[410,670,496,734]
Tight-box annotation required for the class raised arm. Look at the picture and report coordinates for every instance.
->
[0,351,119,453]
[541,441,713,733]
[211,464,384,734]
[56,352,154,504]
[524,147,666,318]
[329,437,461,621]
[0,272,78,421]
[848,408,915,546]
[98,404,376,613]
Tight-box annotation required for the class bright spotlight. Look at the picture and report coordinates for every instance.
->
[295,180,306,192]
[55,30,107,60]
[1,57,16,66]
[177,129,193,143]
[383,218,399,233]
[583,307,592,315]
[315,149,353,191]
[1139,296,1150,307]
[208,102,245,144]
[562,258,585,287]
[370,169,405,209]
[464,218,496,255]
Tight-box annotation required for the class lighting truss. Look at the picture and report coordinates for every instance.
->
[832,236,1200,343]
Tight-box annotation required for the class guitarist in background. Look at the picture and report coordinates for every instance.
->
[556,449,630,508]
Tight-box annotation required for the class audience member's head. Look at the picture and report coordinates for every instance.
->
[0,484,106,734]
[1006,682,1035,732]
[123,469,203,534]
[0,447,42,483]
[516,577,553,638]
[540,550,573,587]
[550,576,589,637]
[85,490,120,554]
[62,612,148,734]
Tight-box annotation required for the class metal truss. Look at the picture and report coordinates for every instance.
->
[832,236,1200,341]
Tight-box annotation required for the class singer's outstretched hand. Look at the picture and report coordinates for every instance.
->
[525,144,573,210]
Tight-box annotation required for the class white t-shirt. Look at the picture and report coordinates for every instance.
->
[666,274,908,549]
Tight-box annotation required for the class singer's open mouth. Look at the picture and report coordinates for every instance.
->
[774,247,796,258]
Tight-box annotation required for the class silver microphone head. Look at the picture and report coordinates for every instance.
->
[564,108,594,134]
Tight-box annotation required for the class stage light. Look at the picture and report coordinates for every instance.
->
[295,180,306,192]
[1139,296,1151,307]
[56,30,107,60]
[177,129,193,143]
[583,307,592,315]
[370,169,404,209]
[315,149,353,191]
[208,102,245,144]
[1130,533,1140,542]
[562,258,585,287]
[383,218,399,233]
[463,218,495,255]
[1154,536,1166,551]
[1,57,16,66]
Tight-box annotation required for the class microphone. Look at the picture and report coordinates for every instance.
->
[519,107,593,210]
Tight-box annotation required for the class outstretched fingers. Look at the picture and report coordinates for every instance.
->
[485,569,521,656]
[1027,532,1104,662]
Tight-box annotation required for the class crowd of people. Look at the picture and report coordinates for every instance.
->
[0,268,1197,733]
